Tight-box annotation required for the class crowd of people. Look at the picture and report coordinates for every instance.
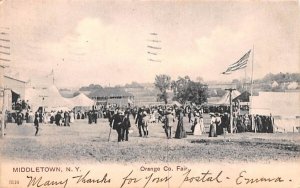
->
[104,104,276,142]
[2,100,275,139]
[105,105,227,142]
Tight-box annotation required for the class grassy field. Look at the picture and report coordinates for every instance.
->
[1,115,300,163]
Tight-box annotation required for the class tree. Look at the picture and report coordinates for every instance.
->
[79,84,102,91]
[154,74,171,104]
[171,76,190,103]
[185,81,208,105]
[172,76,208,105]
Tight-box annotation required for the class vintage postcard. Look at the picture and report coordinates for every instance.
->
[0,0,300,188]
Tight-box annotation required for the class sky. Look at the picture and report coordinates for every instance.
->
[0,0,299,88]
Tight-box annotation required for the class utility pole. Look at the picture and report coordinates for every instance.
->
[225,88,236,133]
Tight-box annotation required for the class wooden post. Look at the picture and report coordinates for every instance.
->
[225,88,236,134]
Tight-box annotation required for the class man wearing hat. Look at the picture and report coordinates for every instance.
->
[135,109,146,137]
[111,109,124,142]
[164,108,175,139]
[142,111,149,137]
[122,111,131,141]
[221,112,229,134]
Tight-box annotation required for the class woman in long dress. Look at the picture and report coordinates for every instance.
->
[193,113,202,135]
[215,113,222,135]
[209,113,217,137]
[199,115,205,134]
[70,111,75,123]
[175,109,187,139]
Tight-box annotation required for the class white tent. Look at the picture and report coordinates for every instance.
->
[70,93,94,107]
[250,92,300,117]
[250,92,300,132]
[25,85,73,112]
[212,90,241,105]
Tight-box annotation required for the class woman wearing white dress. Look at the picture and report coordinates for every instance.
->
[199,115,205,134]
[70,111,75,123]
[193,113,202,135]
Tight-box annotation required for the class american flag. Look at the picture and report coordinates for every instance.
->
[222,50,251,74]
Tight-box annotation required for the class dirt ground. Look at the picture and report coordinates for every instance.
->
[1,115,300,163]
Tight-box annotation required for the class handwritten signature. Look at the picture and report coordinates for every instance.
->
[26,169,287,188]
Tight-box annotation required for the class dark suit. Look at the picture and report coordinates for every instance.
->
[112,114,123,142]
[135,113,145,137]
[34,116,39,136]
[122,115,131,141]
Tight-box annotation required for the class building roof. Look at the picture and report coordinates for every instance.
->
[233,91,251,102]
[209,90,241,105]
[4,75,27,83]
[89,87,133,98]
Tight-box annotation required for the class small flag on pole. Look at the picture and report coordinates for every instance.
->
[222,50,251,74]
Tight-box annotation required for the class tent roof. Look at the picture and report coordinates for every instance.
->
[70,93,94,107]
[210,90,241,105]
[233,91,251,102]
[25,85,73,112]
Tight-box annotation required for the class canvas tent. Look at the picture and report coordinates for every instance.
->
[210,90,241,105]
[250,92,300,132]
[250,92,300,117]
[25,85,73,112]
[233,91,250,103]
[70,93,94,107]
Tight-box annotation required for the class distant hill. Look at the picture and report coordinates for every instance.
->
[61,72,300,100]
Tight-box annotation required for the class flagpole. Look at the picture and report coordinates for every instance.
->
[250,44,255,132]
